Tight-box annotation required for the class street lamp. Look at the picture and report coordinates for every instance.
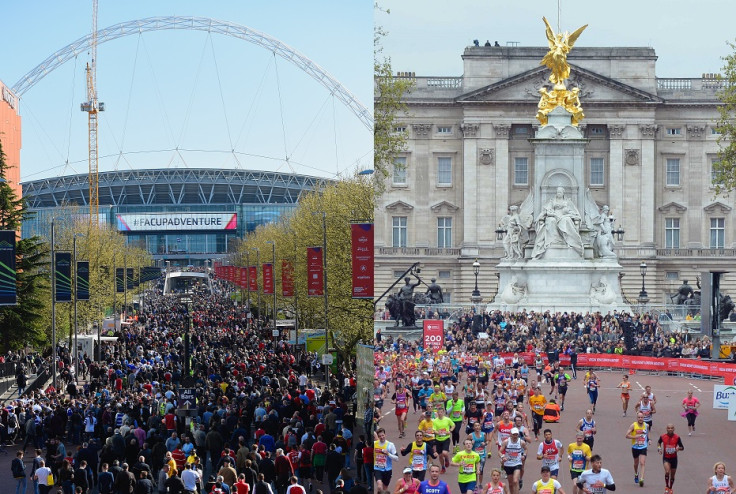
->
[252,248,260,324]
[495,225,507,241]
[638,261,649,303]
[472,259,481,298]
[313,211,330,386]
[73,232,85,377]
[266,240,277,343]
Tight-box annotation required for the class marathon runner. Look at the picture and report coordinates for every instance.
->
[529,386,547,441]
[395,467,422,494]
[481,468,509,494]
[536,429,563,479]
[616,375,632,417]
[499,427,527,494]
[567,432,592,494]
[450,438,481,494]
[584,372,600,414]
[635,392,656,432]
[657,423,684,494]
[708,462,734,494]
[393,382,412,438]
[469,422,489,486]
[555,367,570,411]
[464,402,483,436]
[401,430,438,481]
[417,464,452,494]
[446,391,465,449]
[575,454,615,494]
[681,389,701,436]
[433,407,456,474]
[375,427,399,493]
[576,409,597,451]
[626,412,650,487]
[531,465,567,494]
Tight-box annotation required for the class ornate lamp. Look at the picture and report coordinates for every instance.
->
[495,225,507,241]
[638,262,649,303]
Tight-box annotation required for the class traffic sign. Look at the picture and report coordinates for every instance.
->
[178,388,196,409]
[321,354,334,365]
[272,329,279,337]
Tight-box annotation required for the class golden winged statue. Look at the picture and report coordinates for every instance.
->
[540,16,587,86]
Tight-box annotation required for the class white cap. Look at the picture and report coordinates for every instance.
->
[510,427,520,434]
[403,467,413,474]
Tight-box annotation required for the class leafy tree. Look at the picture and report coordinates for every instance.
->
[714,40,736,194]
[374,9,414,191]
[0,140,49,352]
[235,176,373,364]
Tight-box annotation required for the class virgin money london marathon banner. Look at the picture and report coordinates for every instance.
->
[307,247,323,297]
[0,230,17,305]
[76,261,90,301]
[55,252,72,302]
[282,260,294,297]
[351,223,374,299]
[116,212,237,231]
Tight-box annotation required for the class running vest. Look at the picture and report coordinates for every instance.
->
[481,412,495,432]
[497,421,513,446]
[484,482,505,494]
[638,401,653,421]
[409,441,428,471]
[631,422,648,449]
[711,475,731,493]
[471,432,486,458]
[373,440,391,471]
[540,440,561,469]
[580,417,595,439]
[659,434,680,458]
[447,399,464,421]
[503,438,523,467]
[493,392,507,411]
[532,478,557,494]
[395,391,408,410]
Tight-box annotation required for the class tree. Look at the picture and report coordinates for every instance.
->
[0,140,50,352]
[374,9,414,191]
[714,40,736,194]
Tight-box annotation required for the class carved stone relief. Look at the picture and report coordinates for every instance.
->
[460,123,479,137]
[479,148,495,166]
[493,124,511,137]
[639,124,658,138]
[609,125,625,138]
[412,123,432,137]
[625,149,640,166]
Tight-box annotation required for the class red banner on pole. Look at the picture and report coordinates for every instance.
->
[351,223,374,299]
[307,247,323,297]
[226,266,234,282]
[238,267,248,289]
[263,263,274,295]
[282,260,294,297]
[248,266,258,292]
[423,320,444,352]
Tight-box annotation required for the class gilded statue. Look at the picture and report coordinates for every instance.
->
[541,17,587,86]
[537,17,588,126]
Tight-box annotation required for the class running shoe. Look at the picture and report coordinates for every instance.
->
[639,478,644,487]
[634,475,639,484]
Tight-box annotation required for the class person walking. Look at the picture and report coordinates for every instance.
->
[657,424,684,494]
[681,389,700,436]
[12,450,27,494]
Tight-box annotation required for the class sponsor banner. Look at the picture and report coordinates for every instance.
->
[126,268,134,290]
[351,223,374,299]
[729,398,736,421]
[76,261,90,301]
[713,384,736,409]
[55,252,72,302]
[282,260,294,297]
[356,343,374,431]
[307,247,323,297]
[263,263,274,295]
[0,230,17,305]
[140,266,163,283]
[248,266,258,292]
[724,373,736,386]
[116,212,238,232]
[238,267,248,289]
[423,320,444,352]
[115,268,124,293]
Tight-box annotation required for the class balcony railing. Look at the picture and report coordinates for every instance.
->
[656,77,725,91]
[656,248,736,257]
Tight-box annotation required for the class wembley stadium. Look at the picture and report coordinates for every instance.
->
[22,168,331,265]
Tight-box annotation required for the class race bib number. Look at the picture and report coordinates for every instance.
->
[375,453,387,469]
[537,489,553,494]
[665,447,676,455]
[397,402,407,409]
[412,454,424,468]
[508,450,520,459]
[636,435,646,446]
[463,463,475,474]
[572,459,584,470]
[584,430,593,438]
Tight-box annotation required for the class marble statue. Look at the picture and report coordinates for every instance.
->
[590,278,616,305]
[500,276,528,305]
[501,206,524,259]
[531,186,584,259]
[592,205,616,258]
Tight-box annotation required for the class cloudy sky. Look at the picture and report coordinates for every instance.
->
[378,0,735,78]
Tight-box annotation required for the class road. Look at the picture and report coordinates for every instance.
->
[376,369,735,494]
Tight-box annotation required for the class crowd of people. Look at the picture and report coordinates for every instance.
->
[372,308,730,494]
[3,276,368,494]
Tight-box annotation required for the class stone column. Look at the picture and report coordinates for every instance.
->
[607,124,625,218]
[632,124,658,244]
[493,123,511,241]
[686,124,706,245]
[461,123,479,248]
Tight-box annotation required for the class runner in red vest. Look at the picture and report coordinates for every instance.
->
[657,424,684,494]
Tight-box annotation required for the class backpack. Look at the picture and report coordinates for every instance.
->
[7,414,17,429]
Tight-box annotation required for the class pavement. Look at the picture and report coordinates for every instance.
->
[377,369,736,494]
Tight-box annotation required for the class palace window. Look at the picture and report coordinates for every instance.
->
[437,157,452,186]
[392,157,407,185]
[392,216,407,247]
[666,158,680,186]
[514,157,529,185]
[710,217,725,249]
[437,217,452,248]
[590,158,604,186]
[665,218,680,249]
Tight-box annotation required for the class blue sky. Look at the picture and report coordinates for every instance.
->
[2,1,373,182]
[379,0,736,78]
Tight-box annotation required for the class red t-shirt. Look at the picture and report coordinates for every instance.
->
[658,433,682,459]
[362,446,373,465]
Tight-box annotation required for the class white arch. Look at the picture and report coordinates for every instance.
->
[11,16,372,131]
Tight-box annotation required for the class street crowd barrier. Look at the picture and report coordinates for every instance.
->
[497,352,736,384]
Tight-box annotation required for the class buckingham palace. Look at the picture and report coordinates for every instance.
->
[375,44,736,307]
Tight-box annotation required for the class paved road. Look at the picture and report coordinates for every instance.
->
[376,369,736,494]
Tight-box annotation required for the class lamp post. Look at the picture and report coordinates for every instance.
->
[73,232,84,377]
[313,211,330,386]
[472,259,481,298]
[638,261,649,304]
[245,250,251,314]
[252,248,260,325]
[266,240,277,344]
[50,218,58,389]
[178,291,192,381]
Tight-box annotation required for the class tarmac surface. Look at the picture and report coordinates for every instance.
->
[376,369,736,494]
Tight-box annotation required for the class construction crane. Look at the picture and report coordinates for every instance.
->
[80,0,104,224]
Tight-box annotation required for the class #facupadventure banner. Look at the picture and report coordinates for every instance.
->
[55,252,72,302]
[248,266,258,292]
[351,223,374,299]
[307,247,323,297]
[263,263,274,295]
[0,230,17,306]
[76,261,90,301]
[126,268,134,290]
[115,268,124,293]
[281,260,294,297]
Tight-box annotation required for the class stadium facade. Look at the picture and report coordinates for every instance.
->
[22,168,330,265]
